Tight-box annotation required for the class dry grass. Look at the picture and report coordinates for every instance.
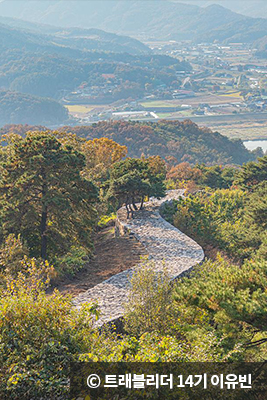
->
[210,123,267,140]
[218,91,243,99]
[65,105,94,114]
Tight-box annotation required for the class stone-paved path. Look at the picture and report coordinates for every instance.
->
[73,190,204,325]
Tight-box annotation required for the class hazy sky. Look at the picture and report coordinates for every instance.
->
[0,0,266,21]
[176,0,267,17]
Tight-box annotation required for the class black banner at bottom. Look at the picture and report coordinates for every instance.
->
[70,362,267,399]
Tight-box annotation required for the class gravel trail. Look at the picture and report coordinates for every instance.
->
[73,190,204,325]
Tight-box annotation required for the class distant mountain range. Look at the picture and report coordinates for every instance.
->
[0,20,187,98]
[0,16,150,55]
[181,1,267,19]
[0,0,266,44]
[0,16,189,125]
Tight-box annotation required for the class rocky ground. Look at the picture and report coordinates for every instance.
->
[73,191,204,326]
[52,227,147,296]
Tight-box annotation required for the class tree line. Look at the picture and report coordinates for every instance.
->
[0,131,266,399]
[0,90,69,126]
[62,120,256,165]
[0,131,165,267]
[1,121,258,165]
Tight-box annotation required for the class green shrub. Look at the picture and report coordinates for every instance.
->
[0,262,98,399]
[172,189,259,258]
[97,213,116,228]
[124,263,176,337]
[174,255,267,358]
[0,234,29,278]
[123,262,243,362]
[53,246,90,277]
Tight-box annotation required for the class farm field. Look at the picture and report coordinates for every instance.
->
[209,122,267,140]
[184,92,242,106]
[140,113,267,141]
[65,105,94,114]
[218,91,243,99]
[141,92,243,110]
[157,112,176,118]
[140,100,178,108]
[65,104,107,118]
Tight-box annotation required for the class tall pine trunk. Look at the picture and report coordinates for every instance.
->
[41,172,48,259]
[140,195,144,210]
[132,197,138,211]
[125,197,130,219]
[41,205,47,259]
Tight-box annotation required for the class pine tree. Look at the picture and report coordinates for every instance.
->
[235,155,267,190]
[107,158,165,218]
[0,132,98,259]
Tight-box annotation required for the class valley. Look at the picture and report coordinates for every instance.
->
[0,3,266,397]
[64,39,267,143]
[0,6,266,145]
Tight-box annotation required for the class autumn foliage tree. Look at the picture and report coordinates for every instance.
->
[167,162,202,186]
[81,137,127,183]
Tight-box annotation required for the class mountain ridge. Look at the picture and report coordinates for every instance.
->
[0,0,266,43]
[0,15,151,55]
[185,1,267,19]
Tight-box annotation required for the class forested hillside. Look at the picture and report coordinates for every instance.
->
[0,2,267,398]
[61,120,254,165]
[255,35,267,58]
[0,90,69,125]
[0,129,266,398]
[0,19,150,54]
[0,120,253,165]
[0,22,189,100]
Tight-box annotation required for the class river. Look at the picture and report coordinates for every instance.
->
[243,140,267,152]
